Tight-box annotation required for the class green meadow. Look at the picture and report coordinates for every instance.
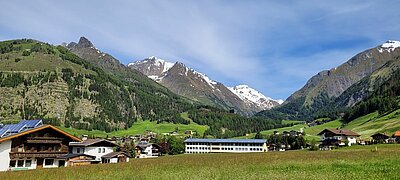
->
[59,119,208,138]
[1,144,400,179]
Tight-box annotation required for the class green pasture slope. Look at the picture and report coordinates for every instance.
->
[2,144,400,179]
[238,108,400,141]
[342,109,400,140]
[59,113,208,138]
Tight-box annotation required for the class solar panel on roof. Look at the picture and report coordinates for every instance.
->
[0,128,9,138]
[20,119,42,128]
[0,120,44,139]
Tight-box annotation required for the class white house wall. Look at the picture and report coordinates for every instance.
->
[85,147,114,161]
[0,140,11,171]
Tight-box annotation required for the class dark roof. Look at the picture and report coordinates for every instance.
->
[102,151,131,158]
[184,138,267,143]
[0,120,43,138]
[0,124,81,143]
[371,133,390,138]
[58,153,96,159]
[69,139,118,147]
[318,129,360,136]
[136,142,157,149]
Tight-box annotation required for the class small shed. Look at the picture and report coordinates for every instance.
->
[102,152,131,163]
[57,154,98,167]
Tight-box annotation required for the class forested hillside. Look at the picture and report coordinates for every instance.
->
[0,39,192,132]
[188,106,285,138]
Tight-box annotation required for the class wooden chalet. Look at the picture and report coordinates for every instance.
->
[0,120,81,171]
[371,133,390,143]
[318,129,360,148]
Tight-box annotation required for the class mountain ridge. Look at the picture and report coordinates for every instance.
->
[128,56,281,115]
[257,40,400,120]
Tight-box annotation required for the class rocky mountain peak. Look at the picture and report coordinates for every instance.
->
[78,36,94,48]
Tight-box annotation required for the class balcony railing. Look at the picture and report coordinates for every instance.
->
[9,151,68,158]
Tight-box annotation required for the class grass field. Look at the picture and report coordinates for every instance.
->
[59,119,208,138]
[2,144,400,179]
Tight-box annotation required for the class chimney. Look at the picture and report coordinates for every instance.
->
[82,135,88,141]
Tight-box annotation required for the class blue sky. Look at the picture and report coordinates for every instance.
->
[1,1,400,100]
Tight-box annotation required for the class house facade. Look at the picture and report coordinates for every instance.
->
[371,133,390,143]
[102,151,131,163]
[0,120,81,171]
[66,139,122,165]
[184,139,268,153]
[318,129,360,147]
[135,142,160,158]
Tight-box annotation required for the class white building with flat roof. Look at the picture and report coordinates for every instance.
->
[184,139,268,153]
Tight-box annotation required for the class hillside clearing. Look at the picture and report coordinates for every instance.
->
[59,119,208,138]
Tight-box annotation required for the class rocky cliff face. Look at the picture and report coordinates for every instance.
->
[129,57,281,115]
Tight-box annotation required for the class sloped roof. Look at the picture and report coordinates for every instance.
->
[58,153,96,159]
[0,123,81,143]
[102,151,131,158]
[69,139,118,147]
[318,129,360,136]
[371,133,390,138]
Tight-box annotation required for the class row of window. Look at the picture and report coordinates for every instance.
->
[187,147,210,150]
[98,148,106,153]
[9,159,54,168]
[76,148,85,154]
[186,142,209,145]
[9,159,32,168]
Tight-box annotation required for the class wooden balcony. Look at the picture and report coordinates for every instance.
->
[9,151,68,159]
[26,139,62,144]
[11,145,69,153]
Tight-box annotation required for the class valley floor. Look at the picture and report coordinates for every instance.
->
[1,144,400,179]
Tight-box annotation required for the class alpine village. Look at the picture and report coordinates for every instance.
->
[1,1,400,180]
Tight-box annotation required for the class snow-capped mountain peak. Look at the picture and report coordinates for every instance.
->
[228,85,283,110]
[378,40,400,53]
[129,57,281,114]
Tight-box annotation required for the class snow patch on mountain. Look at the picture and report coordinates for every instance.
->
[193,70,217,88]
[228,85,283,109]
[378,40,400,53]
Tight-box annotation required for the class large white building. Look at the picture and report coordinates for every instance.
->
[184,139,268,153]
